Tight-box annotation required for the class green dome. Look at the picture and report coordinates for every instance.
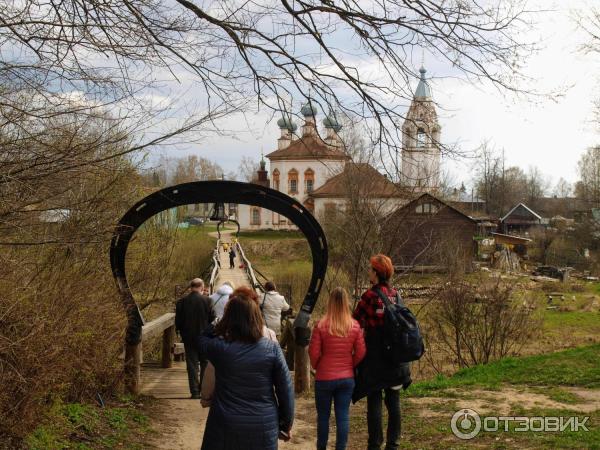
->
[300,101,318,117]
[323,111,342,132]
[277,116,297,131]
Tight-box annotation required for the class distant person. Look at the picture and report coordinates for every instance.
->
[210,281,235,322]
[353,255,412,450]
[309,287,366,450]
[235,286,278,342]
[222,242,229,253]
[198,294,294,449]
[229,246,236,269]
[260,281,290,337]
[175,278,215,399]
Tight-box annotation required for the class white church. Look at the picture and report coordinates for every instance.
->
[237,67,441,230]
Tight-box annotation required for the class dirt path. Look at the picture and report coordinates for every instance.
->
[145,396,315,449]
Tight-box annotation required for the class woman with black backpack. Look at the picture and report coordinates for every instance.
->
[352,254,412,450]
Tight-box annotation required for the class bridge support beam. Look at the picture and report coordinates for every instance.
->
[124,341,142,395]
[162,325,176,369]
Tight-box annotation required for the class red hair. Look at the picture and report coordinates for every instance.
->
[370,254,394,281]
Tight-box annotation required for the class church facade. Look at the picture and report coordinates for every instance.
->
[237,67,441,230]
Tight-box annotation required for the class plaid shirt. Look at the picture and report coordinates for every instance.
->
[352,283,398,331]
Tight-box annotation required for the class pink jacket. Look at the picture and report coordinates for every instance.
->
[308,319,366,381]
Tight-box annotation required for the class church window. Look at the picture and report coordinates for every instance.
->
[415,202,439,214]
[272,169,280,190]
[304,168,315,193]
[417,128,426,148]
[251,207,261,225]
[288,169,298,194]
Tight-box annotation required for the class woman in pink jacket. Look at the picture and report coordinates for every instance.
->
[309,287,366,450]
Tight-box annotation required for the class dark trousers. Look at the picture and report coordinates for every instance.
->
[184,342,207,396]
[229,256,235,268]
[367,388,401,450]
[315,377,355,450]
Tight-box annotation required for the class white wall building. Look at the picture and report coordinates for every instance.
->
[238,68,441,230]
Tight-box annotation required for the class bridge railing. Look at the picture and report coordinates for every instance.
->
[208,239,221,294]
[236,241,263,293]
[125,312,176,391]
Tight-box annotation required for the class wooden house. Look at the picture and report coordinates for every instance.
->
[384,193,478,269]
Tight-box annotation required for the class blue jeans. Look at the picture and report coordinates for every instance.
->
[314,377,355,450]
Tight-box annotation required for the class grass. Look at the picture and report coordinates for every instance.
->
[406,344,600,397]
[344,345,600,449]
[25,399,153,450]
[237,229,304,240]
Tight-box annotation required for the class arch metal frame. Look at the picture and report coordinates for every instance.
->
[110,180,327,346]
[216,219,240,240]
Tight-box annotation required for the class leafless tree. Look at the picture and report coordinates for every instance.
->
[237,156,261,182]
[1,0,536,173]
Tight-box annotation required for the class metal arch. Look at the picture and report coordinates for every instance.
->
[110,180,328,346]
[216,219,240,240]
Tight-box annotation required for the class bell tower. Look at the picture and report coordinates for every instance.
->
[401,67,441,192]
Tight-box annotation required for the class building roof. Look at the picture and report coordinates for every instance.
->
[265,134,349,161]
[415,66,432,99]
[390,192,478,223]
[500,203,542,222]
[310,163,406,198]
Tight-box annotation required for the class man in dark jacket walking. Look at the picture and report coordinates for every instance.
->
[229,247,236,269]
[175,278,215,399]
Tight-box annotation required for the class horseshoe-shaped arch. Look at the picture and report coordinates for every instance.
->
[110,180,327,347]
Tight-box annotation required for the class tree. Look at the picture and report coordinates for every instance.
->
[576,146,600,206]
[553,177,572,198]
[237,156,260,182]
[1,0,536,172]
[172,155,224,184]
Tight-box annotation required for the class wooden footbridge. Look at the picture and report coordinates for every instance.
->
[137,229,265,398]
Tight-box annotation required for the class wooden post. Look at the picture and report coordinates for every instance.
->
[293,326,312,394]
[162,325,176,368]
[294,344,310,394]
[124,341,142,394]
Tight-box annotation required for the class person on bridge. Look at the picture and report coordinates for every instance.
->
[222,242,229,253]
[308,287,366,450]
[228,246,236,269]
[175,278,215,400]
[260,281,290,338]
[352,255,412,450]
[210,281,234,322]
[198,293,294,450]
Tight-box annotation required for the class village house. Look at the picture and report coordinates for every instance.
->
[384,193,478,269]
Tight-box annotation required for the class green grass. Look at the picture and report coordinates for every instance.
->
[406,344,600,397]
[237,229,304,240]
[543,311,600,337]
[25,400,152,450]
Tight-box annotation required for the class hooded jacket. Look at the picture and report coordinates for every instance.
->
[260,291,290,334]
[210,284,234,321]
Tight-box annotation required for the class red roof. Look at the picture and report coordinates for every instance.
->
[310,163,408,198]
[266,134,349,161]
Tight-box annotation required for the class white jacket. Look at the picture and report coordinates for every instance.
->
[210,284,234,321]
[260,291,290,334]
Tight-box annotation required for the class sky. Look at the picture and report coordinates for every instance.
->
[150,0,599,192]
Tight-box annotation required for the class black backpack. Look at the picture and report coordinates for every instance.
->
[374,287,425,364]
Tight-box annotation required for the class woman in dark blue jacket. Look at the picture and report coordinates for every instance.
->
[198,292,294,450]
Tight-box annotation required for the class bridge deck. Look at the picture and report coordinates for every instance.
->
[214,231,250,289]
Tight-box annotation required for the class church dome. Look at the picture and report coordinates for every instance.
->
[323,111,342,132]
[277,115,298,131]
[300,101,318,117]
[415,66,432,99]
